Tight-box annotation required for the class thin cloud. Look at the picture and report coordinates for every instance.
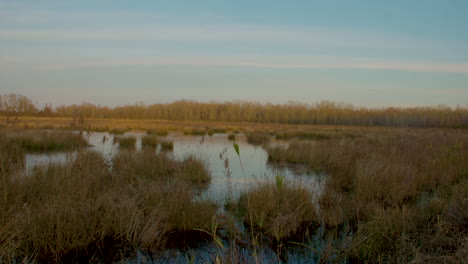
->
[0,25,423,49]
[2,55,467,74]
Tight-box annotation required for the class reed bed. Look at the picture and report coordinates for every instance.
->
[184,128,207,136]
[274,130,360,140]
[246,131,271,145]
[0,146,217,262]
[227,134,236,141]
[117,136,136,148]
[266,129,468,262]
[141,134,159,147]
[109,128,130,135]
[0,126,466,263]
[1,129,88,152]
[234,178,318,243]
[159,139,174,150]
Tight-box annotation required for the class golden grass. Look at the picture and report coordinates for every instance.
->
[246,131,271,145]
[227,133,236,141]
[141,134,159,147]
[1,115,395,134]
[0,140,217,262]
[146,128,168,136]
[116,136,136,148]
[235,179,318,242]
[0,124,466,262]
[1,129,88,152]
[265,128,468,262]
[159,139,174,150]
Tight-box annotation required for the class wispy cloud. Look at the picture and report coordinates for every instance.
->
[0,22,428,50]
[2,54,467,74]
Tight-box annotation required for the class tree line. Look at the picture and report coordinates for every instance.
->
[1,94,467,128]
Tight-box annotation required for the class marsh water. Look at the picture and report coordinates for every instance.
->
[23,131,328,263]
[25,131,325,202]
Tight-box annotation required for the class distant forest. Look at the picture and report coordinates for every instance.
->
[1,94,467,128]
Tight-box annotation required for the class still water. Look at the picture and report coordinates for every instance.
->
[25,131,325,202]
[23,131,331,263]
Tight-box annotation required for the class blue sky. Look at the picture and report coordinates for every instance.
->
[1,0,467,107]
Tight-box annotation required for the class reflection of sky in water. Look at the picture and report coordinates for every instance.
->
[24,132,325,202]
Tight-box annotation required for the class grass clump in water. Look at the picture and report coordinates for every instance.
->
[141,134,159,147]
[109,128,129,135]
[179,156,211,186]
[4,130,88,152]
[160,139,174,150]
[235,179,318,242]
[246,131,270,146]
[117,136,136,148]
[113,150,210,188]
[227,134,236,141]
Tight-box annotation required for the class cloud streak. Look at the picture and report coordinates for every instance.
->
[2,54,467,74]
[0,25,422,49]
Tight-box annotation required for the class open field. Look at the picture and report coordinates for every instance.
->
[0,125,466,263]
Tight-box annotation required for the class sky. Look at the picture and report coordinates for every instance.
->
[0,0,467,108]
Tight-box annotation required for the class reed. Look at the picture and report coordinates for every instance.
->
[0,149,218,262]
[266,128,468,261]
[246,131,271,145]
[117,136,136,148]
[3,130,88,152]
[235,179,318,242]
[141,134,159,147]
[159,139,174,150]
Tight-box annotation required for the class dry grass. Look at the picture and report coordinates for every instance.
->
[113,150,210,187]
[235,178,318,242]
[265,128,468,262]
[2,115,382,134]
[184,128,207,136]
[117,136,136,148]
[246,131,271,145]
[0,137,218,262]
[141,134,159,147]
[274,129,360,140]
[1,125,466,263]
[1,129,88,152]
[227,134,236,141]
[159,139,174,150]
[146,128,168,136]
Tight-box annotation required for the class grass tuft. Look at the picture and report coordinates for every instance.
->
[246,131,270,145]
[235,180,318,242]
[141,134,159,147]
[117,136,136,148]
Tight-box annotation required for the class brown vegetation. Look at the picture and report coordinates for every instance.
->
[141,134,159,147]
[0,129,88,152]
[235,178,318,242]
[0,124,466,263]
[266,128,468,262]
[116,136,137,148]
[2,93,467,127]
[246,131,271,145]
[0,135,217,262]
